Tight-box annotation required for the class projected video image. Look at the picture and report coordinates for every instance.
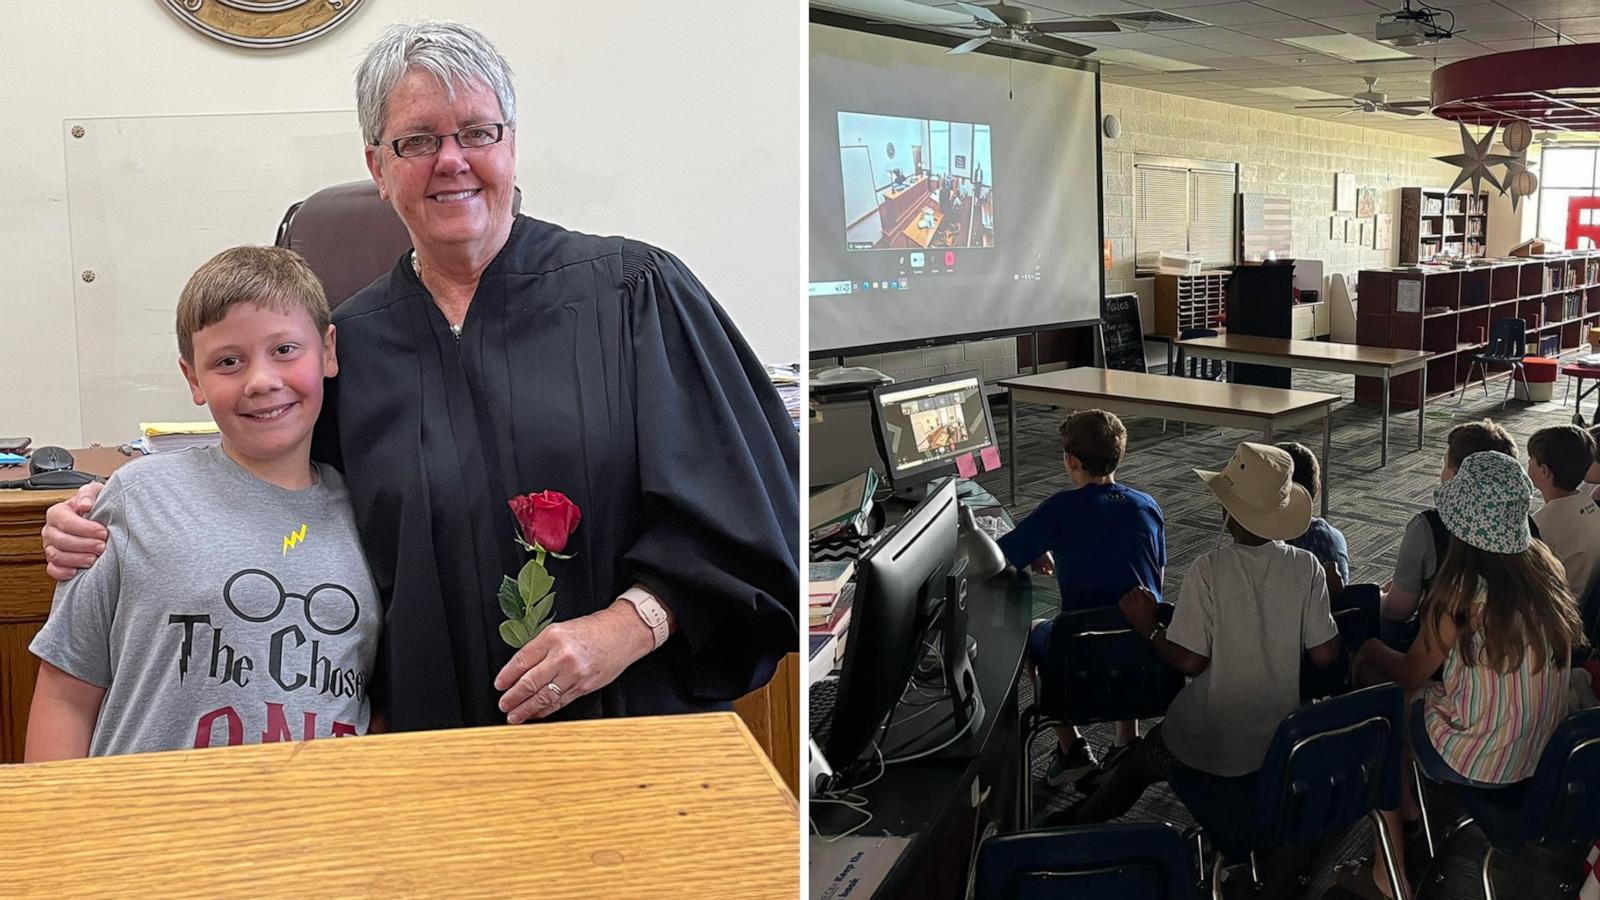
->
[908,403,970,456]
[837,111,993,252]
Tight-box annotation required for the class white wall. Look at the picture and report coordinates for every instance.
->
[0,1,801,446]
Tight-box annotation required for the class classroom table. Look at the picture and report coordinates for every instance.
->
[997,367,1339,515]
[1173,334,1430,466]
[0,713,796,898]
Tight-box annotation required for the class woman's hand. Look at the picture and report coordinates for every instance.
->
[493,600,656,723]
[41,483,107,581]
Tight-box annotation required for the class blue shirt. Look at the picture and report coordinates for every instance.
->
[998,482,1166,611]
[1286,516,1350,583]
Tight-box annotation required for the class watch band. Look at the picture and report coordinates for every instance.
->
[620,587,670,650]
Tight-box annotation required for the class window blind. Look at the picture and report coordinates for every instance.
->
[1135,164,1189,270]
[1190,170,1236,268]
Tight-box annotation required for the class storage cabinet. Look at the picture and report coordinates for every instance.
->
[1355,254,1600,408]
[1152,271,1228,338]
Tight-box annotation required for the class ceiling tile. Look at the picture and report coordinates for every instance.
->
[1255,0,1387,15]
[1443,2,1539,26]
[1180,2,1296,25]
[1476,37,1540,51]
[1543,17,1600,35]
[1229,19,1344,39]
[1084,32,1198,49]
[1021,0,1148,13]
[1460,20,1555,41]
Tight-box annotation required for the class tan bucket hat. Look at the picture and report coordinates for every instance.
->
[1195,442,1312,541]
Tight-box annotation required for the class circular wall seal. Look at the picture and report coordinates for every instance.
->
[161,0,366,49]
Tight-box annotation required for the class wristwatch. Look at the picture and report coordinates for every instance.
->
[620,586,671,650]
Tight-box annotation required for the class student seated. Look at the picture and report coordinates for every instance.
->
[25,247,382,760]
[1276,441,1350,593]
[997,409,1165,785]
[1528,425,1600,601]
[1346,450,1581,899]
[1382,419,1526,628]
[1061,442,1340,824]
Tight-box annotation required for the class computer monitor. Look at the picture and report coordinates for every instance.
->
[823,477,975,785]
[870,370,998,500]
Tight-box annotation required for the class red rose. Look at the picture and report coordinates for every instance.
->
[508,490,582,554]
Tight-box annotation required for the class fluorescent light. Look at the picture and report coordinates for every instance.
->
[1279,34,1414,62]
[1245,85,1349,101]
[1091,48,1216,72]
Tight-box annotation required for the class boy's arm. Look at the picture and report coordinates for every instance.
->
[996,495,1057,570]
[1381,516,1430,621]
[24,662,106,761]
[1354,613,1451,689]
[1307,634,1343,669]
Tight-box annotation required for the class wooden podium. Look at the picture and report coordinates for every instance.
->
[0,712,797,898]
[0,450,798,795]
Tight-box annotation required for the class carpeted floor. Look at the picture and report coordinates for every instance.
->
[969,367,1591,900]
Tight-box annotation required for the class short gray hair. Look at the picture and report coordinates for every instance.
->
[355,21,517,146]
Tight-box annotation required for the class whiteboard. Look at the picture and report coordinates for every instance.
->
[839,145,878,233]
[64,111,374,445]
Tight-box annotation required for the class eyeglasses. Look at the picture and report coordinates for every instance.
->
[381,123,507,159]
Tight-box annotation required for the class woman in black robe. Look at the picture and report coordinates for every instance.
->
[43,21,798,731]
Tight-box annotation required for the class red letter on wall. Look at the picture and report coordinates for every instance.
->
[1566,196,1600,249]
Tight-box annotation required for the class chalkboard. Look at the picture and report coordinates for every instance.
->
[1099,292,1146,374]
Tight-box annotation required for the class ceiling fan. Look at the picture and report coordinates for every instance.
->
[946,0,1122,57]
[1294,77,1432,118]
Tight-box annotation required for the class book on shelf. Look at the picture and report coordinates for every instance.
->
[809,468,877,543]
[810,559,856,599]
[810,582,855,631]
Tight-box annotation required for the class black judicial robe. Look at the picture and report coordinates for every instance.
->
[312,215,799,731]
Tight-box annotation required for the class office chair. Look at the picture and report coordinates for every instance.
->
[274,180,522,309]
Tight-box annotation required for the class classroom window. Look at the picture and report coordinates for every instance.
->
[1133,156,1239,273]
[1534,147,1599,249]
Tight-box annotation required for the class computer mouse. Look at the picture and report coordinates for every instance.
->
[29,445,75,475]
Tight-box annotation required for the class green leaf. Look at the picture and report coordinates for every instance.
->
[528,591,557,629]
[499,617,532,648]
[498,576,524,619]
[518,559,554,603]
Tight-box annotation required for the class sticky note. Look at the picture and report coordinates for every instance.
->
[955,452,978,478]
[980,445,1001,472]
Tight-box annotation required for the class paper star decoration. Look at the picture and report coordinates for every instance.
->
[1434,122,1518,196]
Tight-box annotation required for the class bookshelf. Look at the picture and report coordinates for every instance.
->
[1354,254,1600,408]
[1398,187,1490,264]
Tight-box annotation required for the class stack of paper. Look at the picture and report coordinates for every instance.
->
[767,362,801,430]
[140,421,221,453]
[810,470,876,543]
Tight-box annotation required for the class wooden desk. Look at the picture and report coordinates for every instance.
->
[878,176,928,238]
[0,712,797,898]
[997,368,1338,515]
[901,210,943,248]
[810,558,1030,899]
[1174,334,1430,466]
[0,449,798,797]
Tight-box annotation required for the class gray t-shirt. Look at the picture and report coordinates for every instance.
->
[1161,540,1337,777]
[30,445,381,756]
[1392,512,1438,599]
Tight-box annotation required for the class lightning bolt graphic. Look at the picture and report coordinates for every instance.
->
[282,523,308,555]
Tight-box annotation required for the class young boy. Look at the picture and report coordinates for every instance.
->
[1381,419,1523,626]
[1528,425,1600,601]
[998,409,1165,785]
[25,246,382,760]
[1277,441,1351,592]
[1066,442,1340,824]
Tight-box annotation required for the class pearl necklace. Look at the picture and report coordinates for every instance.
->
[413,250,463,336]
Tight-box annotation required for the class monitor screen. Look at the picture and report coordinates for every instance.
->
[872,371,996,487]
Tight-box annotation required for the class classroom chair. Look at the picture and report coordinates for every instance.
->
[1020,603,1185,822]
[1169,683,1407,900]
[1458,318,1530,410]
[1301,582,1380,702]
[974,822,1197,900]
[1411,707,1600,900]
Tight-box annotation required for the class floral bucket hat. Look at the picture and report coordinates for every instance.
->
[1434,450,1534,554]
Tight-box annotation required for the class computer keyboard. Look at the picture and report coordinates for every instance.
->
[810,676,838,750]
